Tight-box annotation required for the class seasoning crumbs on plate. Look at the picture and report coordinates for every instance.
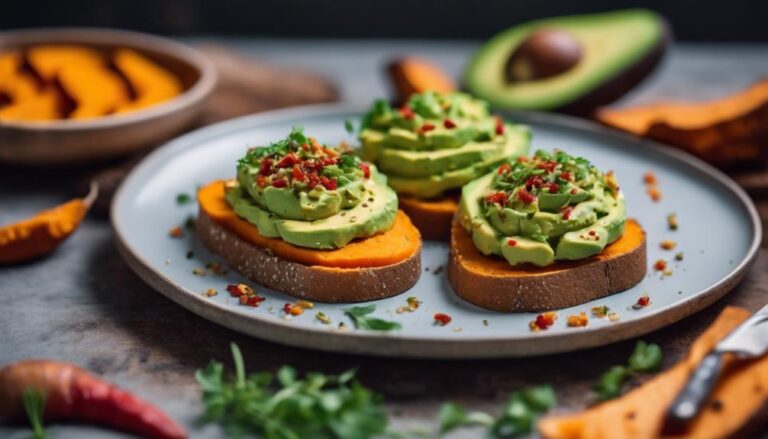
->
[660,239,677,250]
[433,312,452,326]
[529,312,557,332]
[653,259,667,271]
[567,312,589,328]
[396,296,421,314]
[633,295,651,310]
[667,213,678,230]
[316,312,332,324]
[192,267,206,276]
[591,305,610,318]
[203,288,218,297]
[168,225,184,238]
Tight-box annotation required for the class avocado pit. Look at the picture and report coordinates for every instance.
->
[505,29,583,83]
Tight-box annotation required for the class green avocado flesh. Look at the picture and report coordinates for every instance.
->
[226,128,398,250]
[464,9,665,111]
[359,92,531,199]
[458,149,626,267]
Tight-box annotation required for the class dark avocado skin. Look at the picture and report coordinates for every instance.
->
[561,23,671,116]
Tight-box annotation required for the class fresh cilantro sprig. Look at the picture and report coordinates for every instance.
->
[343,305,402,331]
[196,343,388,439]
[438,384,555,438]
[594,341,662,401]
[23,388,47,439]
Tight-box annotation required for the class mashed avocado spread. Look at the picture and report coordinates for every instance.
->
[458,149,626,266]
[225,128,398,249]
[359,91,531,198]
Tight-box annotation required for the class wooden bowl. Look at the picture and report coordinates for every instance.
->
[0,28,217,165]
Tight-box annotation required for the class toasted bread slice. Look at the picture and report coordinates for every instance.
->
[196,181,422,302]
[447,217,647,312]
[398,194,459,241]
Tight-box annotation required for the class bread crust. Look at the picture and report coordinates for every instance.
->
[197,210,421,303]
[447,217,647,312]
[398,194,459,241]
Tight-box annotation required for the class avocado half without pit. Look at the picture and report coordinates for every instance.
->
[465,9,669,114]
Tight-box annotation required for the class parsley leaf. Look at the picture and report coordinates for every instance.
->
[344,305,402,331]
[176,193,191,205]
[344,119,355,134]
[628,341,663,372]
[593,341,663,401]
[23,388,47,439]
[438,403,493,434]
[196,343,388,439]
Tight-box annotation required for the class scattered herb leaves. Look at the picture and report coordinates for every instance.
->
[344,119,355,134]
[344,305,402,331]
[23,388,47,439]
[594,341,663,401]
[176,193,192,205]
[438,403,493,434]
[196,343,388,439]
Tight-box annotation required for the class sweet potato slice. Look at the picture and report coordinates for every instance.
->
[398,194,459,241]
[197,181,421,269]
[113,49,182,113]
[388,57,456,104]
[447,217,646,312]
[538,306,768,439]
[596,79,768,166]
[0,51,60,121]
[58,64,130,119]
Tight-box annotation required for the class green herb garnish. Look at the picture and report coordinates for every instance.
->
[344,119,355,134]
[176,193,191,205]
[594,341,663,401]
[23,388,47,439]
[344,305,402,331]
[438,384,555,437]
[196,343,388,439]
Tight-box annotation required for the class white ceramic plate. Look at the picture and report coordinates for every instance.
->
[113,104,761,358]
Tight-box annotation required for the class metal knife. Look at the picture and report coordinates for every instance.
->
[664,304,768,433]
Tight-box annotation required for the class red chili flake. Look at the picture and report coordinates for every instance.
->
[647,186,662,202]
[494,116,505,135]
[443,118,457,129]
[485,192,507,206]
[560,171,572,181]
[507,239,517,247]
[399,106,414,120]
[588,230,596,236]
[168,226,183,238]
[256,175,268,187]
[654,259,667,271]
[434,313,452,326]
[291,165,304,181]
[276,153,298,168]
[359,162,371,178]
[419,123,436,133]
[635,296,651,308]
[227,283,254,297]
[497,163,511,175]
[283,303,293,314]
[322,157,338,166]
[307,172,320,189]
[570,188,578,195]
[525,175,544,190]
[271,178,288,188]
[239,295,249,305]
[517,187,536,204]
[319,176,338,190]
[530,312,557,331]
[544,182,559,193]
[537,160,558,173]
[259,158,273,176]
[643,172,657,185]
[517,156,528,163]
[301,143,310,151]
[245,295,265,307]
[561,206,573,220]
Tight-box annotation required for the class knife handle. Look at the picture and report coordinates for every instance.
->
[665,352,724,433]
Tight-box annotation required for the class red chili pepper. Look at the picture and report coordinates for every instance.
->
[322,157,337,166]
[535,313,556,330]
[399,106,414,120]
[654,259,667,271]
[494,116,504,135]
[434,313,452,326]
[497,163,511,175]
[271,178,288,188]
[307,172,320,189]
[443,118,457,129]
[419,123,436,133]
[0,360,186,439]
[525,175,544,190]
[517,187,536,204]
[291,165,304,181]
[636,296,651,307]
[359,162,371,178]
[259,158,273,176]
[560,171,572,181]
[517,156,528,163]
[256,175,268,188]
[561,206,573,220]
[245,295,265,307]
[544,182,559,193]
[507,239,517,247]
[319,176,338,190]
[485,192,507,206]
[537,160,557,173]
[283,303,293,314]
[276,153,298,168]
[570,188,578,195]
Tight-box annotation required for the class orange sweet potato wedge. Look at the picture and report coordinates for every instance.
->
[398,194,459,241]
[388,57,456,104]
[198,181,421,269]
[539,306,768,439]
[596,78,768,166]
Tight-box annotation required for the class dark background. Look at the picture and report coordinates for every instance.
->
[2,0,767,41]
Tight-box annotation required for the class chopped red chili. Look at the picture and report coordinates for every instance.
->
[654,259,667,271]
[635,296,651,308]
[531,312,557,331]
[497,163,511,175]
[560,171,572,181]
[443,118,457,129]
[485,192,507,206]
[399,106,414,120]
[359,162,371,178]
[419,123,436,133]
[517,187,536,204]
[271,178,288,188]
[434,313,452,326]
[494,116,505,135]
[291,165,305,181]
[561,206,573,220]
[507,239,517,247]
[276,153,298,168]
[543,182,559,193]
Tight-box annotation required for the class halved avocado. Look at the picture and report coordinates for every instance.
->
[464,9,669,114]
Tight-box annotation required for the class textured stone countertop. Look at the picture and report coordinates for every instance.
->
[2,40,768,438]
